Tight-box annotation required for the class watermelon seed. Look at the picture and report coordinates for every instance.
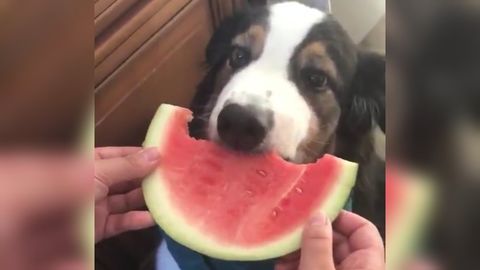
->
[271,206,282,218]
[295,187,303,194]
[245,190,255,197]
[256,170,268,177]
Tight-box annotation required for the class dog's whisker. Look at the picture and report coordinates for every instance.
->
[307,136,328,145]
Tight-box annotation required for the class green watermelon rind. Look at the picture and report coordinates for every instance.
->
[78,106,94,270]
[386,175,435,270]
[142,104,358,261]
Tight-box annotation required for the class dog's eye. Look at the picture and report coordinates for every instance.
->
[229,47,251,69]
[306,71,328,90]
[303,70,328,91]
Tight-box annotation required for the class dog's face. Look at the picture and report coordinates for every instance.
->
[191,2,383,163]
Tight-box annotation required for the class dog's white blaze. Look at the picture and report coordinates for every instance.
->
[209,2,326,160]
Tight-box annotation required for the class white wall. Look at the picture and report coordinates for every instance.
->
[331,0,385,45]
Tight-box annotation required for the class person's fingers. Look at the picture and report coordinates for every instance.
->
[107,188,145,214]
[18,213,81,270]
[333,211,384,251]
[0,154,90,216]
[332,230,347,244]
[103,211,155,239]
[332,211,371,237]
[95,147,142,160]
[95,147,160,186]
[50,260,86,270]
[0,153,90,270]
[332,231,351,264]
[95,147,160,198]
[298,212,335,270]
[108,179,142,195]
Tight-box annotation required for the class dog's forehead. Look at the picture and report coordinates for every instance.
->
[256,2,327,73]
[268,2,327,28]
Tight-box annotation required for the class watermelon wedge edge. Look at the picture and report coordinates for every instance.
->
[142,104,358,260]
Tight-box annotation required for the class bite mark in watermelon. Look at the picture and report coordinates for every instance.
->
[142,104,358,260]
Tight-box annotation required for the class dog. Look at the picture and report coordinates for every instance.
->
[154,2,385,269]
[189,1,385,237]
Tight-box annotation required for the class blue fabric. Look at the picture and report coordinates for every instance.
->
[344,195,353,211]
[156,240,181,270]
[162,233,275,270]
[156,193,353,270]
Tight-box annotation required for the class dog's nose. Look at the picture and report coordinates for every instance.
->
[217,103,269,151]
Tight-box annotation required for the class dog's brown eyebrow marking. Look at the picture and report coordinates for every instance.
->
[233,25,267,58]
[297,42,338,82]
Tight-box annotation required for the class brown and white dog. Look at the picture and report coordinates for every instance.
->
[189,1,385,237]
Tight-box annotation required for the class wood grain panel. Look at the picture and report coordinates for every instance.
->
[95,0,191,85]
[210,0,245,27]
[95,0,213,146]
[95,0,140,36]
[94,0,175,68]
[94,0,116,18]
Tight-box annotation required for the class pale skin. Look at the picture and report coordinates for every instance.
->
[94,146,160,242]
[275,211,385,270]
[0,152,90,270]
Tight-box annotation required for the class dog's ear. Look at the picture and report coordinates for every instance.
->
[205,12,250,66]
[340,51,385,135]
[205,15,240,66]
[205,8,267,66]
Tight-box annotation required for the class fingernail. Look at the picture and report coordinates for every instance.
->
[139,148,161,162]
[309,212,329,226]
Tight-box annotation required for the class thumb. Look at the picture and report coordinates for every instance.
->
[299,212,335,270]
[95,147,160,194]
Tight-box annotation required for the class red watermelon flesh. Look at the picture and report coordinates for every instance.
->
[386,167,408,235]
[143,104,358,260]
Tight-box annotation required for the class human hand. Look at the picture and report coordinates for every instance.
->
[275,210,384,270]
[94,147,160,243]
[0,152,89,270]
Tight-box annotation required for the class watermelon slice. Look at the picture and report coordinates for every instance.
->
[142,104,358,260]
[386,166,434,270]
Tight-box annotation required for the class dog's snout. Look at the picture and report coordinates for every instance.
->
[217,103,270,151]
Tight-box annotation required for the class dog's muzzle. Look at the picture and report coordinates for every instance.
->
[217,103,272,152]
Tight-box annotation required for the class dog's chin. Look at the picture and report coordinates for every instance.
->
[205,128,318,164]
[214,138,273,156]
[205,133,294,161]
